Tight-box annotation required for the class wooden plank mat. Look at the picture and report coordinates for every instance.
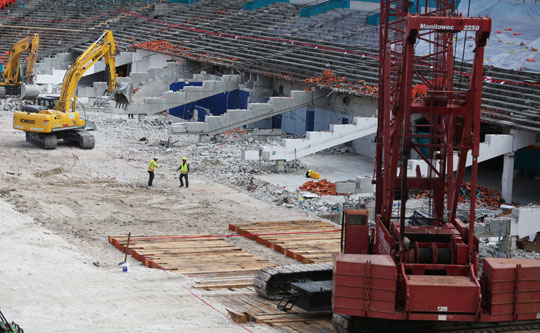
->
[229,220,341,264]
[108,234,274,288]
[210,292,334,332]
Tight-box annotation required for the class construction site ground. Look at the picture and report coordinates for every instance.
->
[0,109,319,332]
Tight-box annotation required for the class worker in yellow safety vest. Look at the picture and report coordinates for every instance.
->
[177,156,190,188]
[148,157,160,187]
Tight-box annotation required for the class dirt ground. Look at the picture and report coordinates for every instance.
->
[0,109,310,332]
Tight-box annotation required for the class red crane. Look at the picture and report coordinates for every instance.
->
[333,0,540,325]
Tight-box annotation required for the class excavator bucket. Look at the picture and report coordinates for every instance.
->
[20,83,40,100]
[113,82,132,109]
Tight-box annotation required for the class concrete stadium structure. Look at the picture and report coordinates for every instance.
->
[0,0,538,203]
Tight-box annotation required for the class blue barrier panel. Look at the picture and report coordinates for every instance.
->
[244,0,289,10]
[299,0,350,18]
[169,82,249,121]
[516,147,540,177]
[365,0,460,25]
[170,0,197,4]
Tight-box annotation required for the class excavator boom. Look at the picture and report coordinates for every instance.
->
[57,30,118,113]
[25,33,39,84]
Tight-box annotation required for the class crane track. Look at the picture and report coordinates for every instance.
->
[333,314,540,333]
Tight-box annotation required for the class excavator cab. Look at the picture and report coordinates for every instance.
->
[36,96,59,109]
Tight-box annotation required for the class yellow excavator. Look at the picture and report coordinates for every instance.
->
[0,33,40,98]
[12,30,131,149]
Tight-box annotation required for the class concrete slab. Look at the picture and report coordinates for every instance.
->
[255,154,374,192]
[336,181,356,194]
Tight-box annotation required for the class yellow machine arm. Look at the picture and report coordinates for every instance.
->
[57,30,118,113]
[25,34,39,83]
[2,33,39,84]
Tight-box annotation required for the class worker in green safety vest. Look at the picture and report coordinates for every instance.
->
[177,156,190,188]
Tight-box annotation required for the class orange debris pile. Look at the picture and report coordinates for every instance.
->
[411,183,502,208]
[304,70,378,97]
[299,179,337,196]
[223,128,248,136]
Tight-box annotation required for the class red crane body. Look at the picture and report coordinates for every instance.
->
[333,0,540,322]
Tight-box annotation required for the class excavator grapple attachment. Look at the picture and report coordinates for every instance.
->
[113,82,132,109]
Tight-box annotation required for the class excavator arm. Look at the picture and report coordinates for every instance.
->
[57,30,118,113]
[24,34,39,83]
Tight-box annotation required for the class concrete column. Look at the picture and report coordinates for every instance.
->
[501,152,515,204]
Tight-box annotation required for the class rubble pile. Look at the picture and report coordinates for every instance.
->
[459,183,502,208]
[299,179,337,196]
[410,182,503,209]
[93,114,367,216]
[1,97,26,111]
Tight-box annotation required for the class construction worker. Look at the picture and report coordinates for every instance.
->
[177,156,189,188]
[148,157,160,187]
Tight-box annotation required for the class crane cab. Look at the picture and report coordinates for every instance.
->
[342,209,370,254]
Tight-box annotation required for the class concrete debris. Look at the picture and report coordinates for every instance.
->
[335,181,356,195]
[92,114,374,216]
[2,97,29,111]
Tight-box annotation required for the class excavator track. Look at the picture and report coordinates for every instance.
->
[56,129,95,149]
[254,262,333,300]
[25,129,94,149]
[71,129,95,149]
[25,132,57,149]
[332,314,540,333]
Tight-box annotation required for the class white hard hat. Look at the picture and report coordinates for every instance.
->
[154,156,158,160]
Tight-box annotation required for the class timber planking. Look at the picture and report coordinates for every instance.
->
[211,291,334,331]
[108,234,274,288]
[229,220,341,263]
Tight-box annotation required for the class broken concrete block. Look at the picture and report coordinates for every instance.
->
[355,176,375,193]
[336,181,356,195]
[242,150,260,161]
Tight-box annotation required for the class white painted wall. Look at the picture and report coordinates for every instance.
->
[511,206,540,238]
[36,69,67,86]
[132,49,172,73]
[35,51,137,86]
